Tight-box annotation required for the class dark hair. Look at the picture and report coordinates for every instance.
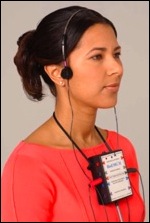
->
[14,6,117,101]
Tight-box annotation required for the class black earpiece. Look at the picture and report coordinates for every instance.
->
[61,66,73,79]
[61,10,82,80]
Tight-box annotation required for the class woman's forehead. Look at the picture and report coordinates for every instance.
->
[73,24,119,53]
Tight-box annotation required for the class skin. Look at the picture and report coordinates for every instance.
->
[25,24,123,149]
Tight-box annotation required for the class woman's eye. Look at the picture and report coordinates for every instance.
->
[91,54,103,60]
[114,52,121,58]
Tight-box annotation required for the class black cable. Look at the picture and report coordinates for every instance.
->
[127,168,145,206]
[94,187,110,222]
[88,186,97,222]
[125,198,131,222]
[127,168,145,222]
[66,81,98,221]
[137,170,145,205]
[95,126,112,152]
[67,80,74,137]
[114,107,120,149]
[53,112,89,163]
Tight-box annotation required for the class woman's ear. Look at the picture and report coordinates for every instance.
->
[44,65,65,86]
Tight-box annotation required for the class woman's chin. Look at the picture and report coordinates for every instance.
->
[98,98,118,109]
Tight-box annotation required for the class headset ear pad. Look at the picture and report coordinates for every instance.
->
[61,66,73,79]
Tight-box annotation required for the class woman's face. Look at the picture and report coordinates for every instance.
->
[68,23,123,110]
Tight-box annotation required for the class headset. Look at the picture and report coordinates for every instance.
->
[61,9,83,79]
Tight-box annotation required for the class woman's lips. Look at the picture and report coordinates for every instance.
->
[104,83,120,92]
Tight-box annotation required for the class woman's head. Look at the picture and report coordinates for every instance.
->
[14,5,118,101]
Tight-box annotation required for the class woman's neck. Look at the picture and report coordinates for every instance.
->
[54,103,102,148]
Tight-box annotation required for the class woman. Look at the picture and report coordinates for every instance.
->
[1,5,145,222]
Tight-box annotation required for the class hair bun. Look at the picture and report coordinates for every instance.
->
[17,30,35,50]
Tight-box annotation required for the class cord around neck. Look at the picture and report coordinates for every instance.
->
[53,112,89,162]
[53,112,112,163]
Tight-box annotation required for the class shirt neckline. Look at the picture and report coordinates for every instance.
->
[20,130,114,152]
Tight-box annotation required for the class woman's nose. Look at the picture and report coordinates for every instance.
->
[106,59,123,77]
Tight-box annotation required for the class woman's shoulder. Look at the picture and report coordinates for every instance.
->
[23,117,72,150]
[1,139,62,180]
[107,130,137,158]
[2,119,62,172]
[96,126,134,147]
[108,130,134,145]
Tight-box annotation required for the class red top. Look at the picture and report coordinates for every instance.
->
[1,131,145,222]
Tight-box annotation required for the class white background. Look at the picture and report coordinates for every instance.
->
[1,1,149,221]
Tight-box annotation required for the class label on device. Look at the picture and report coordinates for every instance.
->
[88,150,132,204]
[101,150,132,202]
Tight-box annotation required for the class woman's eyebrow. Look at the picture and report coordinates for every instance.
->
[86,46,121,55]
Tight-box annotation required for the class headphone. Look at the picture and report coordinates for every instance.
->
[61,9,83,79]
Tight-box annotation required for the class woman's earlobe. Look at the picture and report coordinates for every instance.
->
[59,81,65,86]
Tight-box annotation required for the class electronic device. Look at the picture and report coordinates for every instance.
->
[88,150,133,204]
